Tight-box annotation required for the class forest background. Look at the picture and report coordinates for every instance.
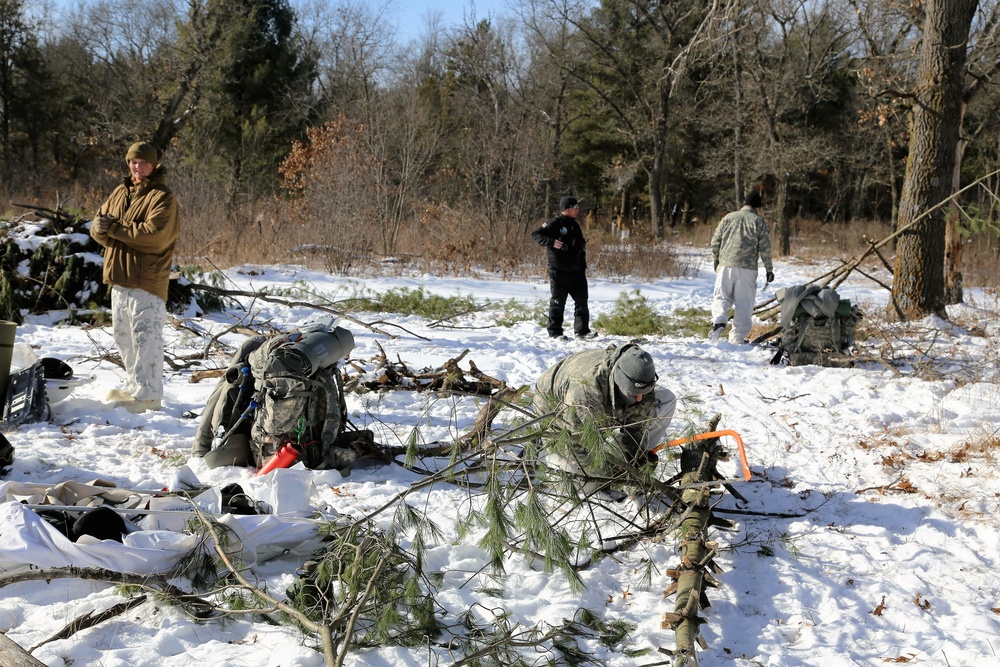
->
[2,0,1000,305]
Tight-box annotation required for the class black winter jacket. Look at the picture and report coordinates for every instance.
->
[531,214,587,272]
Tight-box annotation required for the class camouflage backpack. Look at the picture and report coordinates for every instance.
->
[195,325,361,474]
[773,286,861,367]
[247,328,356,472]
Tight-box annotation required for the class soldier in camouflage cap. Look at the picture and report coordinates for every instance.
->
[709,189,773,344]
[533,343,677,493]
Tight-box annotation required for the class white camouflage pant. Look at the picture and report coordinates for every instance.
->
[111,286,166,401]
[711,266,758,344]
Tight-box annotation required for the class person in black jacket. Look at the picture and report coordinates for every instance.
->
[531,196,594,339]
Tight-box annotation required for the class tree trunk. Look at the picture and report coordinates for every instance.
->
[648,72,672,240]
[852,170,867,222]
[648,160,664,239]
[0,633,46,667]
[944,99,967,305]
[891,0,976,320]
[734,42,744,208]
[776,175,790,256]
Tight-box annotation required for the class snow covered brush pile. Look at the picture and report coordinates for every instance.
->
[0,207,107,323]
[0,205,219,323]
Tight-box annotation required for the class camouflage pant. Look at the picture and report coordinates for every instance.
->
[111,286,166,401]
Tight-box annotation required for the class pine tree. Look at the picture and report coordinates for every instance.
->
[181,0,320,206]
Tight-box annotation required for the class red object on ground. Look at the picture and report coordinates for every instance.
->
[256,442,302,476]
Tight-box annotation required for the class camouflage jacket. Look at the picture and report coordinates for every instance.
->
[710,205,773,272]
[533,344,656,462]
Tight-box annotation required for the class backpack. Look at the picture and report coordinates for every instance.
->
[197,325,359,473]
[772,286,860,367]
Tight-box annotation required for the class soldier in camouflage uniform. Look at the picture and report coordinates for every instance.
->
[709,190,774,344]
[532,343,677,494]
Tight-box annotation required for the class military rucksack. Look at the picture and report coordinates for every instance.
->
[196,324,360,474]
[248,330,353,470]
[772,286,861,367]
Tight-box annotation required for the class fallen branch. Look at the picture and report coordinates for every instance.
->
[29,595,148,652]
[184,283,395,338]
[0,567,214,617]
[350,346,507,396]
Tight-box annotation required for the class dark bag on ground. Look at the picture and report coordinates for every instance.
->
[1,360,51,431]
[0,432,13,473]
[195,324,361,474]
[772,285,860,367]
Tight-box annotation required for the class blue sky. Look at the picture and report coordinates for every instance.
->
[392,0,512,42]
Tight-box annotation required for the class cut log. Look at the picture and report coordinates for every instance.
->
[0,633,46,667]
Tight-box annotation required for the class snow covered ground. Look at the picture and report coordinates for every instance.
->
[1,246,999,667]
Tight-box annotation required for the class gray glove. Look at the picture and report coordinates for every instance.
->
[93,215,115,234]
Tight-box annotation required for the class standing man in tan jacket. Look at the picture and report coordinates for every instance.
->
[90,141,180,413]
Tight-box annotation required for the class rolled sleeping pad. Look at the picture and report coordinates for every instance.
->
[271,327,356,377]
[0,321,16,405]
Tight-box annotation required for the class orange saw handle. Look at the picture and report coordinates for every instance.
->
[652,429,751,481]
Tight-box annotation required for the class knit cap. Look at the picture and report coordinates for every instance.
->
[559,196,579,211]
[612,346,657,399]
[126,142,158,165]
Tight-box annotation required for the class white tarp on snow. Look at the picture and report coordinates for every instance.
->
[0,476,328,576]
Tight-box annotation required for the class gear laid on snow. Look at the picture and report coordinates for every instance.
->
[771,284,860,367]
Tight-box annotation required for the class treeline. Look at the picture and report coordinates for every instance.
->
[3,0,1000,272]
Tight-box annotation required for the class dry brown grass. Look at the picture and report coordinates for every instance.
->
[172,206,1000,291]
[11,175,1000,291]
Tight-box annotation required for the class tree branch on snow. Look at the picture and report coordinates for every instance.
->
[184,283,397,338]
[29,595,148,652]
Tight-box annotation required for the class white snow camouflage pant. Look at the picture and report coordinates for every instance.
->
[111,286,166,401]
[711,266,758,344]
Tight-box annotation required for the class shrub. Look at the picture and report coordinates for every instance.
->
[594,290,670,336]
[346,286,480,320]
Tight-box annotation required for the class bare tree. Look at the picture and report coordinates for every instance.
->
[531,0,737,239]
[67,0,183,156]
[891,0,978,319]
[736,0,856,255]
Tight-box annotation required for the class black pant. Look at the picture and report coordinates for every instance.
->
[547,269,590,337]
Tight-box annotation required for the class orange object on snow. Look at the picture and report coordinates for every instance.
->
[256,442,303,476]
[652,429,751,481]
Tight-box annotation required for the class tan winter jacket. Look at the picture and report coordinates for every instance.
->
[90,168,179,302]
[711,204,773,272]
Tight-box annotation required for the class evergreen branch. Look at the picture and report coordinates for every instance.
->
[186,505,338,665]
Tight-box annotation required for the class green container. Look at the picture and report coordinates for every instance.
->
[0,320,15,403]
